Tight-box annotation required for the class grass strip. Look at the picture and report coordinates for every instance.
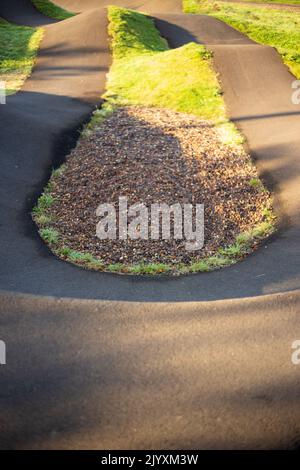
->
[183,0,300,78]
[0,18,43,95]
[220,0,300,5]
[104,6,227,123]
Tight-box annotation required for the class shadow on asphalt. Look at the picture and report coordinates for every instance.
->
[1,296,300,449]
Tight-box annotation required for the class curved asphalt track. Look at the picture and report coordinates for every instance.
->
[0,0,300,450]
[0,0,300,301]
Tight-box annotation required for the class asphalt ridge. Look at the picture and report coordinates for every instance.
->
[0,0,300,450]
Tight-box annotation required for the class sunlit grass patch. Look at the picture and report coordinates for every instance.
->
[105,6,225,122]
[0,19,43,95]
[183,0,300,79]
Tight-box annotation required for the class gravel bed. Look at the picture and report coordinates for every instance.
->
[44,106,271,267]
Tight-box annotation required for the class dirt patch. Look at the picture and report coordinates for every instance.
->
[39,106,272,269]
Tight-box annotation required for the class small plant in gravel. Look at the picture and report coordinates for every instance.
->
[249,177,262,188]
[56,246,72,257]
[34,214,52,226]
[32,193,54,215]
[68,251,94,263]
[51,164,66,178]
[54,246,104,270]
[32,192,55,234]
[128,263,172,275]
[81,103,116,138]
[107,263,126,273]
[39,227,59,245]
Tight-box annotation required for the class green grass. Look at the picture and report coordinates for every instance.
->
[81,103,116,138]
[34,213,53,226]
[105,6,226,122]
[39,227,59,245]
[31,0,75,20]
[126,263,172,275]
[33,193,55,214]
[183,0,300,79]
[108,6,168,59]
[229,0,300,4]
[55,246,104,270]
[0,19,43,94]
[51,164,66,178]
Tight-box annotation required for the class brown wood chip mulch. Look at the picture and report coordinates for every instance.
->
[46,106,271,266]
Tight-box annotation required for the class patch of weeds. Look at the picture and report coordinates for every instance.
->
[40,227,59,245]
[207,255,234,268]
[262,207,274,219]
[107,263,125,273]
[56,246,72,257]
[44,180,55,194]
[68,251,94,263]
[249,177,266,191]
[81,102,116,138]
[32,191,56,238]
[33,193,54,215]
[217,121,244,147]
[55,247,104,269]
[89,259,104,270]
[127,263,172,275]
[218,243,245,258]
[235,230,253,246]
[34,213,52,226]
[51,164,66,178]
[252,220,275,238]
[188,260,211,272]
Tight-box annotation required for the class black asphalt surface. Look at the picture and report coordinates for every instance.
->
[0,0,300,450]
[1,290,300,450]
[0,0,300,301]
[0,0,56,25]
